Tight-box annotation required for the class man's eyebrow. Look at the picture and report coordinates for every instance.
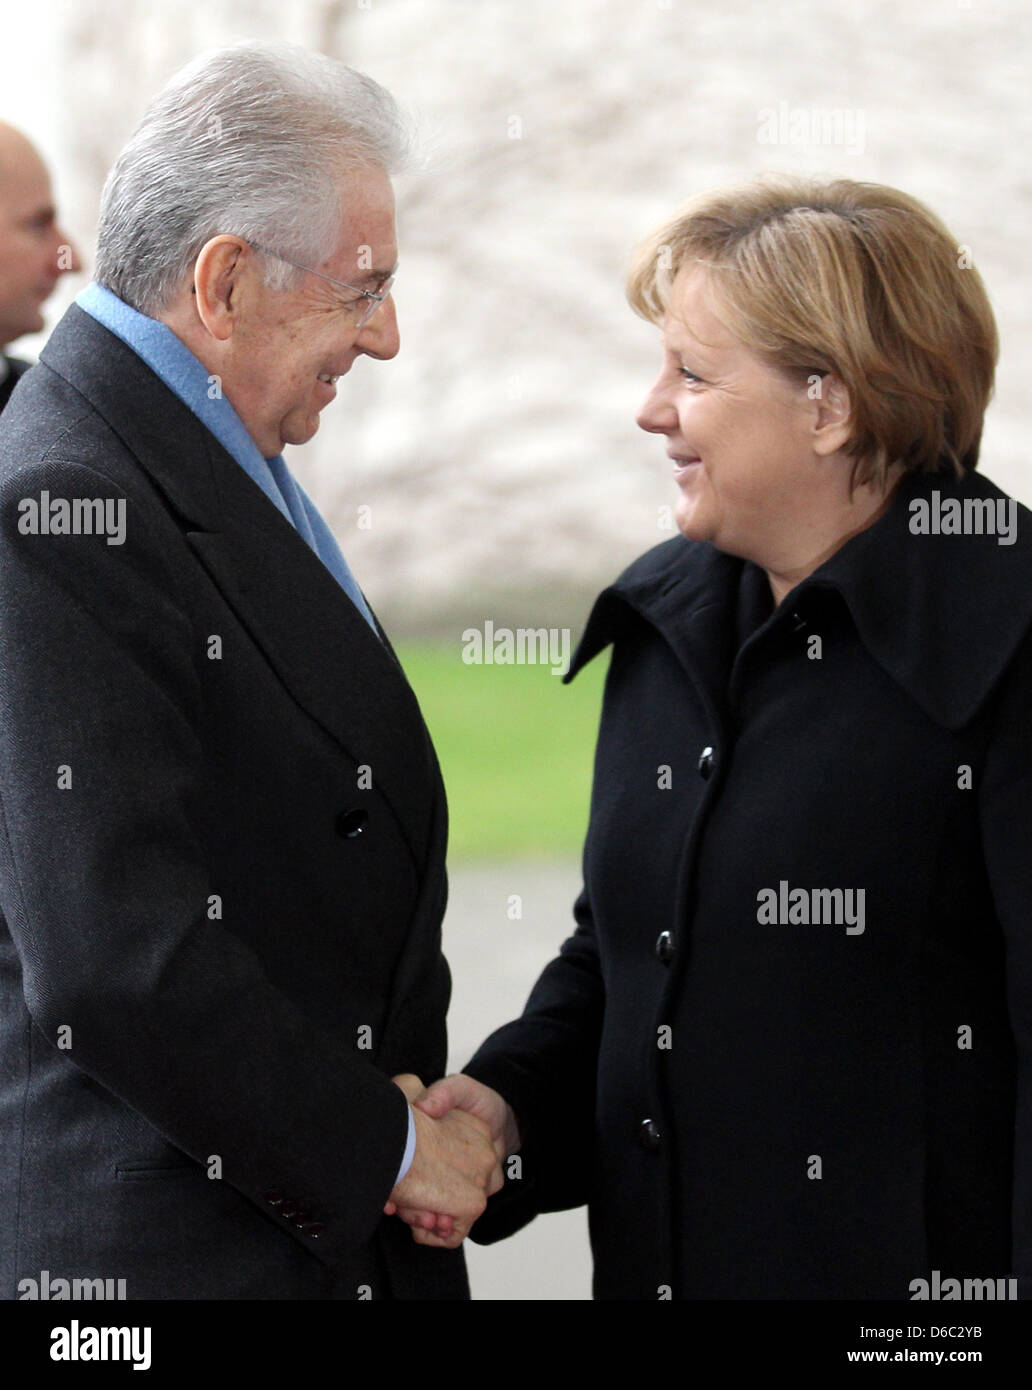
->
[348,263,397,285]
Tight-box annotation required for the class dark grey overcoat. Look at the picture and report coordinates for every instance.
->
[0,305,467,1300]
[466,465,1032,1301]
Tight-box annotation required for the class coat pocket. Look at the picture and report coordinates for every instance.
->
[114,1159,199,1182]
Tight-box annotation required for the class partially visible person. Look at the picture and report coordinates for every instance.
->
[396,177,1032,1301]
[0,121,81,411]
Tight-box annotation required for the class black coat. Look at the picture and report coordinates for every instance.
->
[466,465,1032,1301]
[0,306,466,1300]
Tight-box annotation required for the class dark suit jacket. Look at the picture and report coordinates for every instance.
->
[466,467,1032,1300]
[0,305,467,1299]
[0,355,31,414]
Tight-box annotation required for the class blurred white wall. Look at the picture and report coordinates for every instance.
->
[3,0,1028,633]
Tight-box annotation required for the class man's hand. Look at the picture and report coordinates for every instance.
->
[383,1074,503,1248]
[389,1073,520,1247]
[417,1073,521,1160]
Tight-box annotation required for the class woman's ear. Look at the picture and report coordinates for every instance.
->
[811,373,853,457]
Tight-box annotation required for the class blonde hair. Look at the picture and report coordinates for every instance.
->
[627,177,998,488]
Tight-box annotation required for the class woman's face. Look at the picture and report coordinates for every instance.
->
[636,264,851,578]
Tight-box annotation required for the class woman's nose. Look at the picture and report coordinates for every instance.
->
[636,382,677,434]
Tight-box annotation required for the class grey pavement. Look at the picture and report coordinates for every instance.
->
[442,858,592,1301]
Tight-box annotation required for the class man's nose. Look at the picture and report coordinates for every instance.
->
[356,293,399,360]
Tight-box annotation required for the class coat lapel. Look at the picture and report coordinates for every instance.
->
[565,536,743,733]
[795,468,1032,730]
[41,305,435,865]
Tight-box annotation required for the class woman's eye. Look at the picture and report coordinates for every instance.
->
[678,366,703,385]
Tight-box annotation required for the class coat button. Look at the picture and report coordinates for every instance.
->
[264,1190,286,1207]
[655,931,674,964]
[335,808,369,839]
[279,1201,301,1219]
[300,1222,325,1238]
[697,746,715,780]
[639,1119,662,1151]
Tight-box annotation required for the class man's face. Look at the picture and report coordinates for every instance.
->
[217,165,400,457]
[0,128,81,348]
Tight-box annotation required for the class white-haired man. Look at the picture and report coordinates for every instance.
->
[0,42,499,1302]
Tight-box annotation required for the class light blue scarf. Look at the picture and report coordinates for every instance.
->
[76,282,378,634]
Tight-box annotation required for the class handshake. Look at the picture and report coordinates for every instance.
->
[383,1073,521,1248]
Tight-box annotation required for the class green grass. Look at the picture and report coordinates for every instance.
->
[397,642,608,861]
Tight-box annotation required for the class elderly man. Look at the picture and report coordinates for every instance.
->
[0,42,499,1302]
[0,121,81,411]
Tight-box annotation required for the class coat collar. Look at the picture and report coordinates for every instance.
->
[41,304,222,529]
[566,467,1032,731]
[39,304,438,866]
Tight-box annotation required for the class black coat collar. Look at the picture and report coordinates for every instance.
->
[566,467,1032,731]
[40,305,223,528]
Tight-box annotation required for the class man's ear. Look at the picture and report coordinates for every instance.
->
[811,373,853,457]
[191,236,250,342]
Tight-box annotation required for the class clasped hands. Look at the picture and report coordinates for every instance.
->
[383,1073,520,1248]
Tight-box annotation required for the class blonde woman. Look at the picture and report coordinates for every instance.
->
[396,178,1031,1302]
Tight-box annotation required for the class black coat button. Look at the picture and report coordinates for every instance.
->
[300,1222,325,1238]
[264,1190,286,1207]
[335,808,368,839]
[697,746,715,780]
[655,930,674,964]
[640,1119,661,1150]
[279,1201,301,1219]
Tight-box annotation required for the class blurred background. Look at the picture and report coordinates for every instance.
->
[4,0,1029,1299]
